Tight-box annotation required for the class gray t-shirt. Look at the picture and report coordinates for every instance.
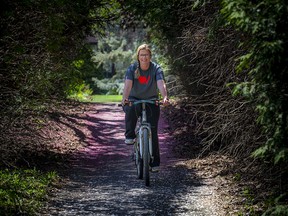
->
[125,61,164,99]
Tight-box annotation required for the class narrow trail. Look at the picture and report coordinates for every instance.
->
[42,103,222,216]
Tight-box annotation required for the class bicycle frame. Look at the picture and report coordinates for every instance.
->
[137,102,153,162]
[129,99,159,186]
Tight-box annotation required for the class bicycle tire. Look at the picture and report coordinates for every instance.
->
[135,141,143,179]
[143,128,150,186]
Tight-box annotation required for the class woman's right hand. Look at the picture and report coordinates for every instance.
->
[121,98,128,106]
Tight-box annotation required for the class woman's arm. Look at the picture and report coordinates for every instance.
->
[122,79,133,105]
[157,80,169,105]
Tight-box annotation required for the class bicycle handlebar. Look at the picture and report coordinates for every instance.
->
[132,99,161,105]
[118,99,162,107]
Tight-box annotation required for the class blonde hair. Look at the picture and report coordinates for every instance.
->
[134,44,152,79]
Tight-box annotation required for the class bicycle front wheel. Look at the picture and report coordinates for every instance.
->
[143,128,150,186]
[135,141,143,179]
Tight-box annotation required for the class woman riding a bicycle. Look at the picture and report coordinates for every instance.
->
[122,44,169,170]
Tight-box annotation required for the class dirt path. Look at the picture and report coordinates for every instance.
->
[42,103,223,216]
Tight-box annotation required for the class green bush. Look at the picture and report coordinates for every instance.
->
[0,169,58,215]
[68,82,93,101]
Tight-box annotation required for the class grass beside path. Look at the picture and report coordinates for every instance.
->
[85,95,122,103]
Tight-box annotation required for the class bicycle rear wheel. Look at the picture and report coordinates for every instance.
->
[143,128,150,186]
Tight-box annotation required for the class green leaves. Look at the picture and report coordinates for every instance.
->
[235,53,252,73]
[222,0,288,164]
[274,149,288,164]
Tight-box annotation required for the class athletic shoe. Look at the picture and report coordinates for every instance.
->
[125,139,135,145]
[149,166,160,173]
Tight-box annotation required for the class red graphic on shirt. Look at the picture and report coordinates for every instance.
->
[138,75,151,84]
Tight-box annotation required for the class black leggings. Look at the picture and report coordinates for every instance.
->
[124,103,160,167]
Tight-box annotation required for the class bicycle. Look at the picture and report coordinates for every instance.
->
[122,99,161,186]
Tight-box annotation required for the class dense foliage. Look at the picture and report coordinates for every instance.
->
[221,0,288,164]
[0,0,119,214]
[0,0,120,160]
[0,0,118,107]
